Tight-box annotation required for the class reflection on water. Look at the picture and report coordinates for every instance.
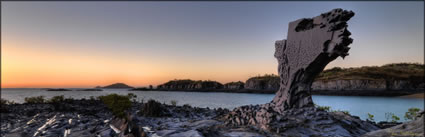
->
[2,88,423,122]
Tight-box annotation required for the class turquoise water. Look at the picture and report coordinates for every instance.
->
[1,88,423,122]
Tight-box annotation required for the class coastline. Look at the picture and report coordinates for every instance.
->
[400,93,425,99]
[132,88,424,97]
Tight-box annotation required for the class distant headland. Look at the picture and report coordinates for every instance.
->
[128,63,424,97]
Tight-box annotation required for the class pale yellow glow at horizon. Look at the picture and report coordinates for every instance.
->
[2,41,279,88]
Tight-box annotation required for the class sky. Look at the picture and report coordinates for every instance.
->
[1,2,424,88]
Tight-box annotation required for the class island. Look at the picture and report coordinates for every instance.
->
[46,88,72,91]
[101,83,134,89]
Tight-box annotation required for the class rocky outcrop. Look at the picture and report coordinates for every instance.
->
[312,79,425,91]
[103,83,134,89]
[157,79,223,91]
[245,75,279,90]
[223,9,380,136]
[224,81,245,90]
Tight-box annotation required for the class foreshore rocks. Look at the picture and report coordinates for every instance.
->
[0,99,230,137]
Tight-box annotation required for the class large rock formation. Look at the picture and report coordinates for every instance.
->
[271,8,354,111]
[223,9,380,136]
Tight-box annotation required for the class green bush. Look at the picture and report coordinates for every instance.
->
[48,95,65,103]
[367,113,375,122]
[317,105,331,111]
[385,112,400,122]
[98,94,132,118]
[404,107,421,121]
[24,96,45,104]
[170,100,178,106]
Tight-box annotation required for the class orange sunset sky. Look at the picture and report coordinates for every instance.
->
[2,2,424,88]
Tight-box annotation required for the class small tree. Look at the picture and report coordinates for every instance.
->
[98,94,132,118]
[385,112,400,122]
[170,100,178,106]
[367,113,375,122]
[404,107,421,121]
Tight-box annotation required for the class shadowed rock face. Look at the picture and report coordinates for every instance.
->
[271,8,354,112]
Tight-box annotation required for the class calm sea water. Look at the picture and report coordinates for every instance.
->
[1,88,423,122]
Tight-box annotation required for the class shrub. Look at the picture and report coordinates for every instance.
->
[89,96,96,101]
[98,94,132,118]
[170,100,178,106]
[341,110,350,115]
[24,96,45,104]
[367,113,375,122]
[139,99,163,117]
[385,112,400,122]
[127,93,137,102]
[404,107,421,121]
[392,115,400,122]
[48,95,65,103]
[317,105,331,112]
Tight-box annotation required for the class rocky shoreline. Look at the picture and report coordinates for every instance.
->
[1,98,423,137]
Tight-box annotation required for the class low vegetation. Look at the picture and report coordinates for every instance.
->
[385,112,400,122]
[170,100,178,106]
[24,96,46,104]
[404,107,421,121]
[248,74,279,81]
[367,113,375,122]
[317,63,424,82]
[139,99,164,117]
[98,93,135,118]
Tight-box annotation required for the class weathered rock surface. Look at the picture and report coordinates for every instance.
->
[224,81,245,90]
[271,8,354,110]
[245,75,279,91]
[222,8,381,136]
[312,79,425,91]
